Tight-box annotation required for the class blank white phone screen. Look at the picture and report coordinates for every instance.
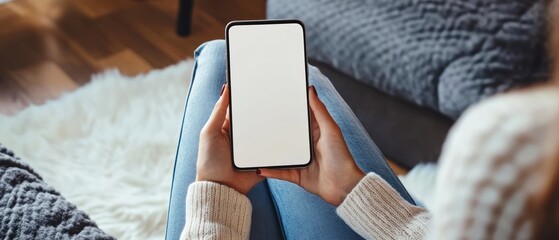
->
[227,22,311,169]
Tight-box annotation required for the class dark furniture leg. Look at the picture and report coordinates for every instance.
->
[177,0,194,36]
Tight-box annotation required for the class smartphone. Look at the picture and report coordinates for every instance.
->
[226,20,312,170]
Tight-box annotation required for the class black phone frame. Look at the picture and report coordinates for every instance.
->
[225,19,313,171]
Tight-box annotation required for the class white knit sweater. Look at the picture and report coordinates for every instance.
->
[181,86,559,239]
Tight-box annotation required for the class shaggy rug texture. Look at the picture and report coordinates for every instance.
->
[0,58,437,239]
[0,60,192,239]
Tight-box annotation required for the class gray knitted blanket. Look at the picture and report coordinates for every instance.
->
[268,0,548,118]
[0,144,114,239]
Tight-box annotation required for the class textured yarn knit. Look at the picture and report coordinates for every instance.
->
[182,86,559,239]
[0,145,114,239]
[267,0,548,118]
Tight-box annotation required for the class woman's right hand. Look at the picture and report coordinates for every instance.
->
[259,86,365,206]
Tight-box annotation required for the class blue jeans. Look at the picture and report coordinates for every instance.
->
[165,40,414,240]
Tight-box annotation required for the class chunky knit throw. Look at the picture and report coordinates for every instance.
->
[267,0,548,118]
[0,144,113,239]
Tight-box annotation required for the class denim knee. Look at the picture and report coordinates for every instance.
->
[194,40,226,59]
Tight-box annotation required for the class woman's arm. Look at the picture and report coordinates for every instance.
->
[181,84,262,239]
[336,87,559,239]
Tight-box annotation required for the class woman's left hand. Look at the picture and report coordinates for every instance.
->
[195,84,264,195]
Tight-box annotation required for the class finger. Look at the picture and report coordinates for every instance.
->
[310,108,318,129]
[310,109,320,141]
[222,106,231,132]
[205,84,230,133]
[258,169,300,185]
[308,86,338,131]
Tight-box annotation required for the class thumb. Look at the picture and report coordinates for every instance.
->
[258,169,300,185]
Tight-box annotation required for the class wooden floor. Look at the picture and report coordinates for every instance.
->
[0,0,266,115]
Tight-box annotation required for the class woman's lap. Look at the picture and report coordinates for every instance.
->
[267,66,413,239]
[165,40,413,240]
[165,40,283,240]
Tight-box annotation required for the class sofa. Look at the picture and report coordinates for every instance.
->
[267,0,548,169]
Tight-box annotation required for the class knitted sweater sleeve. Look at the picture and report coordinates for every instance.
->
[337,173,430,239]
[181,182,252,240]
[337,87,559,239]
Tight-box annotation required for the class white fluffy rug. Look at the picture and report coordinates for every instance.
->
[0,60,192,239]
[0,59,438,239]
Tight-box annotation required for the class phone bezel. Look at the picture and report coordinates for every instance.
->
[225,19,313,171]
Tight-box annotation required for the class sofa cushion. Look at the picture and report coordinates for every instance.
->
[267,0,548,118]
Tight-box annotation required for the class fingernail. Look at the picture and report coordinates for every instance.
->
[219,84,225,96]
[310,85,317,96]
[256,169,261,175]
